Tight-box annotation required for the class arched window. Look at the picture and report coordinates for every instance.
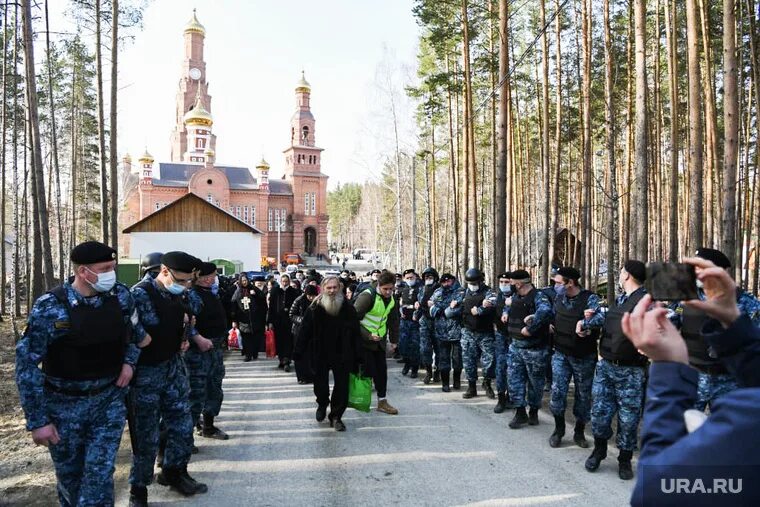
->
[302,126,309,143]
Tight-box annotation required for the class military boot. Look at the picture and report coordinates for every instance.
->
[180,466,208,493]
[462,381,478,399]
[618,450,634,480]
[441,370,451,392]
[128,485,148,507]
[509,407,529,429]
[493,392,508,413]
[585,438,608,472]
[156,467,201,496]
[201,414,229,440]
[410,365,419,379]
[433,368,441,383]
[549,415,565,447]
[422,364,434,384]
[528,407,539,425]
[401,363,411,376]
[452,370,462,390]
[503,391,517,410]
[484,378,495,399]
[573,421,589,448]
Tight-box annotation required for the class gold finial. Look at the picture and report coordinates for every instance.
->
[184,9,206,36]
[296,70,311,93]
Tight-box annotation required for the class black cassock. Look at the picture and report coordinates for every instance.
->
[267,285,301,361]
[231,286,267,358]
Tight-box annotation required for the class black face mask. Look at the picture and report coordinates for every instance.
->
[510,284,517,294]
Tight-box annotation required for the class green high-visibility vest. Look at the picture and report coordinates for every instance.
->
[359,289,395,338]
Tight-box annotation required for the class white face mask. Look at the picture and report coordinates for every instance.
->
[467,283,479,292]
[85,268,116,293]
[405,279,417,287]
[425,279,434,286]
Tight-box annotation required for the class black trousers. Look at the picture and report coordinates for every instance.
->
[361,347,388,398]
[242,330,264,358]
[313,363,349,420]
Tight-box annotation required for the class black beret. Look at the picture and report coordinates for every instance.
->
[440,273,456,282]
[624,260,646,282]
[198,262,217,276]
[161,251,198,273]
[252,275,266,282]
[370,269,381,275]
[403,269,417,276]
[70,241,116,265]
[395,273,402,278]
[510,269,530,280]
[695,247,731,269]
[498,272,512,280]
[557,266,581,281]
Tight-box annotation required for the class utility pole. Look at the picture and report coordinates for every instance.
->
[277,214,282,272]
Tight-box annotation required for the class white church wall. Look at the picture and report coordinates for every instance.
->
[129,232,261,271]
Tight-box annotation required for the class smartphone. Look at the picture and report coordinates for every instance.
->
[645,262,699,301]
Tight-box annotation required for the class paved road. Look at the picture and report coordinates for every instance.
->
[117,354,634,507]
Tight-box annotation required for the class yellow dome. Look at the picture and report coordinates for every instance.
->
[138,149,154,163]
[183,95,213,127]
[256,158,270,170]
[184,9,205,36]
[204,148,215,156]
[295,70,311,93]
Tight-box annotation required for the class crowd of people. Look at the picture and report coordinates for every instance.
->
[13,241,760,506]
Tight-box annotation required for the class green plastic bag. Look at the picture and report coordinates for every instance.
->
[348,371,372,412]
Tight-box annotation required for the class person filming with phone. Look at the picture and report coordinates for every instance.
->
[623,257,760,506]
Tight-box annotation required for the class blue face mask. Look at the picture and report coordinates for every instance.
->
[554,283,566,297]
[85,268,116,293]
[211,276,220,295]
[166,282,186,295]
[499,283,511,294]
[406,279,417,287]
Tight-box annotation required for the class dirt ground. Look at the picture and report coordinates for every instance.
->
[0,321,132,507]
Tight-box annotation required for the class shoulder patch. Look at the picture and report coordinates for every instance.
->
[54,321,71,330]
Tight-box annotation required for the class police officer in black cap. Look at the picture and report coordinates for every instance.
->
[548,267,604,449]
[460,268,499,399]
[398,269,422,377]
[128,251,206,504]
[140,252,164,280]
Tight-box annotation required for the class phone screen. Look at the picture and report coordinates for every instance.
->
[645,262,699,301]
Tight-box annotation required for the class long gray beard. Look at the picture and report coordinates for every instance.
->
[318,293,344,316]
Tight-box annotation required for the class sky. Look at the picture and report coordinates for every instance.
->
[49,0,421,188]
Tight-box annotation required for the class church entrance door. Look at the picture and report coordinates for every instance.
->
[304,227,316,256]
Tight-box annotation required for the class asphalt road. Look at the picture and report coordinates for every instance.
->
[116,353,635,507]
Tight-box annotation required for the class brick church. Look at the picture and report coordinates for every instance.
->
[120,10,329,262]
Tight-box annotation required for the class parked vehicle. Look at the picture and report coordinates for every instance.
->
[282,253,304,265]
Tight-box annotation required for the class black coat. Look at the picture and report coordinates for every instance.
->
[231,285,267,334]
[294,299,362,373]
[267,285,301,358]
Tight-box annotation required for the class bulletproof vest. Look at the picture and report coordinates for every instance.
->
[553,290,598,358]
[463,288,493,332]
[681,304,719,368]
[508,287,549,344]
[400,286,419,319]
[418,284,438,319]
[136,281,186,365]
[599,288,648,364]
[194,287,228,340]
[494,296,508,333]
[43,286,127,380]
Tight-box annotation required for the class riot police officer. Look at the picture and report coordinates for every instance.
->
[140,252,164,280]
[461,268,498,399]
[429,274,465,392]
[399,269,422,378]
[415,267,440,384]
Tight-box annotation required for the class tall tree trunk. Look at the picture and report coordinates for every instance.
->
[698,0,719,246]
[495,0,509,277]
[539,0,550,285]
[446,55,459,273]
[95,0,109,243]
[44,0,65,281]
[632,0,649,261]
[686,0,704,252]
[10,2,20,324]
[109,0,119,249]
[1,0,8,317]
[21,0,55,295]
[604,0,618,306]
[665,0,679,261]
[580,0,591,275]
[462,0,478,269]
[722,0,738,272]
[551,0,562,270]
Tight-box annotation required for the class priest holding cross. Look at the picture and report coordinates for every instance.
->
[231,274,268,361]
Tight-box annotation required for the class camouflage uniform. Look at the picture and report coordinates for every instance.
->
[672,289,760,411]
[186,287,227,427]
[16,282,144,506]
[416,282,440,369]
[129,278,194,487]
[550,291,604,422]
[460,285,499,383]
[505,287,554,409]
[429,282,464,372]
[591,288,648,452]
[398,283,422,368]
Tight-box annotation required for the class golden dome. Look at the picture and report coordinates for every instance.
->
[183,95,213,127]
[295,70,311,93]
[204,148,215,157]
[256,158,270,170]
[184,9,205,36]
[138,149,154,163]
